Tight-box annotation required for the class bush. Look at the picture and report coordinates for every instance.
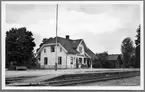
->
[92,62,102,68]
[7,65,16,70]
[81,64,88,68]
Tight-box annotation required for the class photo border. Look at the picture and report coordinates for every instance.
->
[1,0,144,91]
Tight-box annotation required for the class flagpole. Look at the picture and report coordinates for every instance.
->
[55,4,58,71]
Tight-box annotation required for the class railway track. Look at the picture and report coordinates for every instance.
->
[7,70,139,86]
[6,76,38,85]
[41,71,140,86]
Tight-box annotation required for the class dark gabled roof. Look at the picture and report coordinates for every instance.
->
[39,36,98,59]
[85,48,99,60]
[43,37,81,54]
[95,54,101,59]
[71,39,82,48]
[103,54,122,61]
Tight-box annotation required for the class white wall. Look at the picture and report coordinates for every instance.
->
[40,44,67,69]
[66,54,86,68]
[67,54,76,68]
[77,41,85,64]
[38,40,87,69]
[77,41,85,55]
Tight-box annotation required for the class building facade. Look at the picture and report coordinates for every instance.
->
[36,35,98,69]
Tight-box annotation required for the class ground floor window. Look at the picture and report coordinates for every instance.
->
[58,57,62,65]
[70,57,73,64]
[44,57,48,65]
[79,58,82,64]
[84,58,86,64]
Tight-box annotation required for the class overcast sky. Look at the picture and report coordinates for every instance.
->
[4,3,141,54]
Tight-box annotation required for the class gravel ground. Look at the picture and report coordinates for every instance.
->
[6,69,140,86]
[6,68,139,78]
[76,76,140,86]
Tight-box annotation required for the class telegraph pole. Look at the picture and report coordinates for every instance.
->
[55,4,58,71]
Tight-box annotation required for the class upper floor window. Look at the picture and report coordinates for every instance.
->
[58,57,62,65]
[51,45,55,52]
[60,47,62,52]
[79,47,82,53]
[44,49,46,53]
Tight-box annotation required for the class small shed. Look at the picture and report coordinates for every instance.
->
[102,54,123,68]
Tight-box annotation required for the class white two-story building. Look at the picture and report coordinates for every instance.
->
[36,35,98,69]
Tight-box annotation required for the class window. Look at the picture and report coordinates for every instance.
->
[84,58,86,64]
[70,57,73,64]
[51,45,55,52]
[58,57,62,65]
[44,57,48,65]
[44,49,46,53]
[79,47,82,53]
[60,47,62,52]
[39,53,41,61]
[79,58,82,64]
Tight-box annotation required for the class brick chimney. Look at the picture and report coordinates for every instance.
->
[66,35,70,39]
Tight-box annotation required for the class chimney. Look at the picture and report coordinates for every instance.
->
[66,35,70,39]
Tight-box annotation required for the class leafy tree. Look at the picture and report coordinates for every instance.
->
[40,38,49,46]
[135,25,140,68]
[42,38,49,43]
[6,27,36,69]
[95,51,108,68]
[92,59,102,68]
[130,54,136,67]
[135,25,140,46]
[96,51,108,60]
[121,37,134,68]
[36,38,49,52]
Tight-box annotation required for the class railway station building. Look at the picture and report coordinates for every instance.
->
[36,35,98,69]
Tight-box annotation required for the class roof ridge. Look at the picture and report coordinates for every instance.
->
[108,54,121,55]
[52,36,83,41]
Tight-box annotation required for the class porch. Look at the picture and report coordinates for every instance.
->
[76,57,92,69]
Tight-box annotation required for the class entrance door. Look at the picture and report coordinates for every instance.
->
[79,58,82,64]
[79,58,82,68]
[87,59,90,67]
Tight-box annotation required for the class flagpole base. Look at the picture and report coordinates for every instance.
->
[55,63,57,71]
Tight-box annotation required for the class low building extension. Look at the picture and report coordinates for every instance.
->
[101,54,123,68]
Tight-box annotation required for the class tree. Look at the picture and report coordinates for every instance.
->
[130,54,136,67]
[121,37,134,68]
[40,38,49,46]
[135,25,140,68]
[135,25,140,46]
[6,27,36,69]
[36,38,49,52]
[96,51,108,60]
[95,51,108,68]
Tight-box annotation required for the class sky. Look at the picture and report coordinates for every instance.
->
[4,3,141,54]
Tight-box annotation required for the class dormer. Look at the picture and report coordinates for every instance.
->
[77,40,85,55]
